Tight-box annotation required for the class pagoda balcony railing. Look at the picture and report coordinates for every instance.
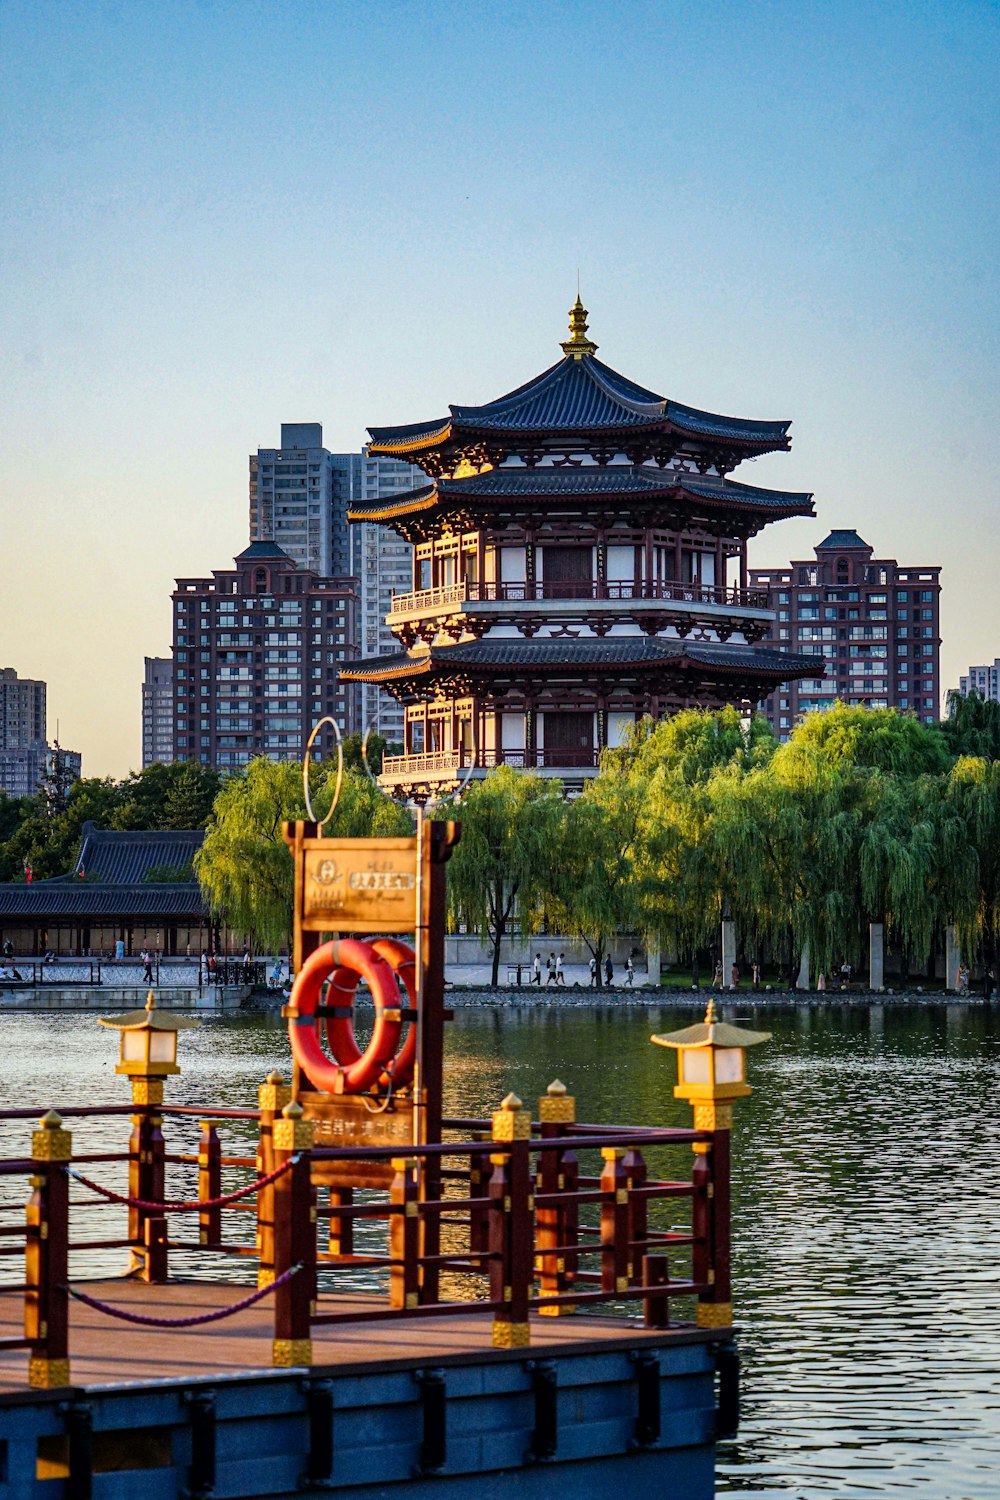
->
[381,747,600,780]
[388,580,768,614]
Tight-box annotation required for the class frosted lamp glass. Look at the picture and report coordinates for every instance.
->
[148,1032,176,1064]
[122,1031,147,1062]
[682,1050,711,1084]
[715,1048,744,1085]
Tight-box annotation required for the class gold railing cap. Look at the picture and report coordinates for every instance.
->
[266,1070,286,1085]
[546,1079,567,1097]
[282,1100,304,1120]
[39,1109,63,1129]
[499,1092,524,1111]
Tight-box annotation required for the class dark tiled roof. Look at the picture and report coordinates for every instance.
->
[341,637,821,681]
[0,885,208,918]
[72,824,204,883]
[368,353,790,447]
[815,530,870,551]
[347,465,813,520]
[235,539,295,561]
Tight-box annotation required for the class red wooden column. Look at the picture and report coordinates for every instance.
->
[599,1148,630,1295]
[198,1120,222,1250]
[271,1102,317,1368]
[389,1156,420,1310]
[257,1071,292,1289]
[536,1080,576,1316]
[128,1082,167,1283]
[25,1110,72,1388]
[489,1093,532,1348]
[691,1102,733,1328]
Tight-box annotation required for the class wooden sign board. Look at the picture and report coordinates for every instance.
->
[301,1092,416,1188]
[298,836,421,935]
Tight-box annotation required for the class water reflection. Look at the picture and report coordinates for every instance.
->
[0,1001,996,1497]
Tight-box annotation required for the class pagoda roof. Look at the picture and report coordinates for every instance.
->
[367,301,793,468]
[236,539,295,562]
[340,637,821,685]
[348,465,814,526]
[71,823,203,883]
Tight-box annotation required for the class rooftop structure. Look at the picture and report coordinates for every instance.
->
[956,659,1000,704]
[749,531,942,737]
[344,298,822,798]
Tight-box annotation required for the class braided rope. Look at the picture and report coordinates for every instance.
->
[65,1154,299,1213]
[64,1265,301,1327]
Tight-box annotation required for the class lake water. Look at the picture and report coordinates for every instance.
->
[1,999,997,1498]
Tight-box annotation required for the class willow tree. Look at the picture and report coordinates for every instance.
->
[941,756,1000,979]
[625,708,775,978]
[195,757,412,952]
[546,752,646,985]
[440,765,566,988]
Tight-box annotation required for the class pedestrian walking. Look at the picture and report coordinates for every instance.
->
[752,960,761,986]
[713,960,723,988]
[142,949,154,985]
[589,955,597,987]
[546,952,557,986]
[625,955,634,987]
[604,955,613,986]
[532,953,542,985]
[730,962,740,991]
[555,952,566,985]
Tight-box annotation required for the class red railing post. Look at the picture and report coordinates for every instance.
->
[643,1252,670,1328]
[272,1102,316,1368]
[695,1124,732,1328]
[256,1071,291,1289]
[128,1084,167,1283]
[198,1120,222,1249]
[389,1157,420,1310]
[536,1080,576,1316]
[600,1148,631,1295]
[468,1132,490,1258]
[624,1145,647,1288]
[489,1094,532,1348]
[327,1187,354,1258]
[25,1111,72,1388]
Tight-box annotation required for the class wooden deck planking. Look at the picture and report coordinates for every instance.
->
[0,1282,714,1397]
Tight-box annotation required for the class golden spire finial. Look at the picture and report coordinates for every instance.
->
[704,999,717,1026]
[561,294,598,358]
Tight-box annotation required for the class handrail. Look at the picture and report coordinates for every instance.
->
[388,579,769,613]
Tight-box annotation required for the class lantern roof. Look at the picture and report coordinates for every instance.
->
[99,990,201,1033]
[651,999,770,1050]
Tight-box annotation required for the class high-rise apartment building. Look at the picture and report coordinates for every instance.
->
[956,659,1000,703]
[142,657,174,767]
[171,541,358,770]
[249,424,354,578]
[0,668,46,750]
[0,669,81,797]
[349,452,423,744]
[750,530,941,738]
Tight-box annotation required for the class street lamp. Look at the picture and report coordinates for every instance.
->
[651,998,770,1131]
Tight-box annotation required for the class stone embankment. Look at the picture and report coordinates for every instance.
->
[444,984,989,1008]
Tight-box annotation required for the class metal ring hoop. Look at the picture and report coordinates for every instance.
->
[302,717,343,832]
[360,727,477,810]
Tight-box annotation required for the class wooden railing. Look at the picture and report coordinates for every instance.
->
[388,580,768,613]
[381,748,601,779]
[0,1087,732,1384]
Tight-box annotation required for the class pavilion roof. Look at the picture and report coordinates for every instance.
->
[0,884,208,919]
[340,636,821,685]
[367,301,792,466]
[347,465,814,526]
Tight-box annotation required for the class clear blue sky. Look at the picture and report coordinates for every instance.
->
[1,0,997,775]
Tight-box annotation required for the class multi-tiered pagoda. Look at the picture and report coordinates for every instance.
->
[342,300,821,799]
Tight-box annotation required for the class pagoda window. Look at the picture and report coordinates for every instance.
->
[409,720,425,753]
[541,546,593,593]
[543,712,594,756]
[501,713,525,751]
[462,548,479,586]
[416,556,432,591]
[607,711,636,748]
[606,545,634,584]
[500,546,527,583]
[440,555,457,588]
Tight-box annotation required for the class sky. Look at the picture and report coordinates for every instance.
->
[1,0,997,778]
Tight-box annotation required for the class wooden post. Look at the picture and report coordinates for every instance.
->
[489,1093,532,1348]
[389,1157,420,1310]
[257,1071,291,1289]
[25,1111,71,1388]
[600,1148,630,1295]
[415,820,456,1305]
[468,1132,490,1258]
[327,1187,354,1258]
[198,1120,222,1249]
[536,1080,576,1316]
[128,1082,167,1283]
[642,1253,670,1329]
[272,1102,317,1368]
[624,1146,647,1288]
[691,1104,734,1327]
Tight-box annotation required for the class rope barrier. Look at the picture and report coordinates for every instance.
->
[63,1265,302,1327]
[65,1155,300,1213]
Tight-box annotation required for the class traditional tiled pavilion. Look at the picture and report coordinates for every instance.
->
[342,300,822,798]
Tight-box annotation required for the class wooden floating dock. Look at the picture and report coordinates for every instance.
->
[0,1282,730,1499]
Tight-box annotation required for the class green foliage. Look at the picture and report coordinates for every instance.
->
[942,691,1000,761]
[440,766,566,987]
[144,862,196,884]
[779,703,950,777]
[112,762,222,831]
[195,757,412,950]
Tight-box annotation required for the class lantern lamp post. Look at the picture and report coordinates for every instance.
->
[651,999,770,1328]
[99,990,199,1107]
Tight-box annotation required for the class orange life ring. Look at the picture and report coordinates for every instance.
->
[288,939,401,1094]
[370,938,418,1089]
